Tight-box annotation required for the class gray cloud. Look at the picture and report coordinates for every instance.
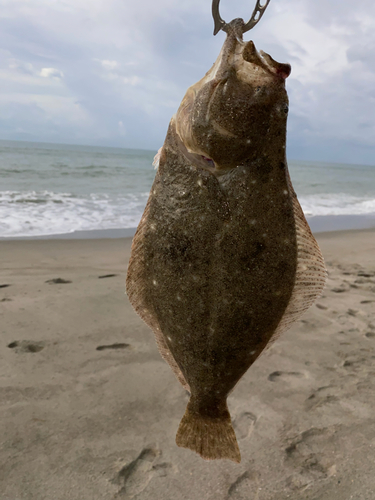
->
[0,0,375,164]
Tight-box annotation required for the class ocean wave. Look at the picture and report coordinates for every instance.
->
[1,189,375,238]
[0,190,150,237]
[299,193,375,217]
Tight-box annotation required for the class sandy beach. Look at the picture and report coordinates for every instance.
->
[1,229,375,500]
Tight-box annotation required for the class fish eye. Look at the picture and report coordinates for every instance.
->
[276,103,288,115]
[201,155,214,167]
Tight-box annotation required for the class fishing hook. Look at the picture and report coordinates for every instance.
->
[212,0,271,36]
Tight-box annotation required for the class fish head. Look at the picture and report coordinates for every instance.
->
[175,33,291,171]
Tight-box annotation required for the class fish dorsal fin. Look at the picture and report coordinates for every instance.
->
[267,169,327,347]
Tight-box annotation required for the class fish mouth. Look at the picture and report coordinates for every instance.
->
[257,48,291,80]
[213,37,291,86]
[175,33,291,171]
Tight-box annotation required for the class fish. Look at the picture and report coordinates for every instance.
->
[126,23,327,463]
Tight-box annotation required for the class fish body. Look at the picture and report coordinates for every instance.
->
[126,24,327,463]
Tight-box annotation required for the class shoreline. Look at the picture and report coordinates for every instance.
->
[1,213,375,241]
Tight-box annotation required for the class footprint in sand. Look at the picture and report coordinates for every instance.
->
[304,386,339,411]
[357,270,375,278]
[114,448,169,498]
[45,278,72,284]
[8,340,45,353]
[268,371,304,382]
[233,411,257,440]
[355,277,375,285]
[284,426,338,488]
[342,357,367,369]
[226,470,260,500]
[347,309,359,316]
[96,343,129,351]
[337,315,358,327]
[331,286,348,293]
[365,332,375,339]
[315,303,328,310]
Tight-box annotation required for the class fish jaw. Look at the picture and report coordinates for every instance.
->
[175,32,291,171]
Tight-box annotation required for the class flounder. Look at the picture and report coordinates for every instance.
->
[126,22,327,463]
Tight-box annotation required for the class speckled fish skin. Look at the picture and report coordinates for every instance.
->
[126,25,327,463]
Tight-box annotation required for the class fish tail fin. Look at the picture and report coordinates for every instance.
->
[175,398,241,463]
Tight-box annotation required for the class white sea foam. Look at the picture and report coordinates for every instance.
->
[1,189,375,238]
[299,193,375,217]
[0,190,149,237]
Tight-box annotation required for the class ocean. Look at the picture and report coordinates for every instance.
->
[1,139,375,239]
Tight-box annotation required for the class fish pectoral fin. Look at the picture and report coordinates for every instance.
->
[152,147,163,169]
[176,398,240,463]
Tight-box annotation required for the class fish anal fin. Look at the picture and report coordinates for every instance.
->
[126,196,190,393]
[176,398,241,463]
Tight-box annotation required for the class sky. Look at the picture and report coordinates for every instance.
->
[0,0,375,164]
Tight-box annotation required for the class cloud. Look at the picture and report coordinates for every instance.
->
[40,67,64,79]
[0,0,374,163]
[99,60,119,71]
[118,120,126,136]
[94,59,141,85]
[8,60,34,75]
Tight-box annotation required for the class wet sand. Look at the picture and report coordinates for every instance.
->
[1,229,375,500]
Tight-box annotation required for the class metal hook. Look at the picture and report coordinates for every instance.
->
[212,0,271,36]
